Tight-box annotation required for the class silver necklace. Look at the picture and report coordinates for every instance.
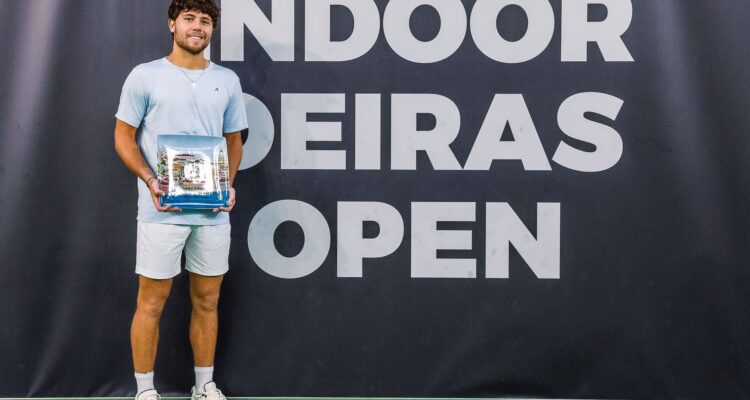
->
[177,60,210,89]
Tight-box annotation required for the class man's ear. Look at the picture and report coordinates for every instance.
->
[168,18,175,34]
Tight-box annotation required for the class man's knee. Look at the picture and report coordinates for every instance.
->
[190,274,223,313]
[136,277,172,318]
[191,289,220,313]
[137,295,169,318]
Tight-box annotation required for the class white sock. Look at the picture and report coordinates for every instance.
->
[134,371,155,394]
[194,366,214,393]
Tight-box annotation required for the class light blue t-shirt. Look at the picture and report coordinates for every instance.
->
[115,57,248,225]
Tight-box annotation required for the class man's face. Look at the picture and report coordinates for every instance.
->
[169,9,214,55]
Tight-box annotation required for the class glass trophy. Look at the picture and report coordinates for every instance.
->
[156,134,230,209]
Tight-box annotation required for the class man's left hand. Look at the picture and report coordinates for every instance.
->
[214,187,235,213]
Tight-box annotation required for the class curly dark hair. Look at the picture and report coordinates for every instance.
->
[168,0,220,26]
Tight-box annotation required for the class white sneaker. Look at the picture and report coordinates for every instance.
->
[191,381,226,400]
[135,389,160,400]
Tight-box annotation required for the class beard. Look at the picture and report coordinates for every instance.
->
[175,31,210,55]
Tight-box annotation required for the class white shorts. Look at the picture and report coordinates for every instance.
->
[136,221,231,279]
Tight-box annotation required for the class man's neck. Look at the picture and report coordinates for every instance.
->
[166,47,208,70]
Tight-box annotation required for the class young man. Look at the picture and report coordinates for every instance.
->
[114,1,246,399]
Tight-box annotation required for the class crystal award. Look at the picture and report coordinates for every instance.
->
[156,134,230,209]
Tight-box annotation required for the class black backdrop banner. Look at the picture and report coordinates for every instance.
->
[1,0,749,398]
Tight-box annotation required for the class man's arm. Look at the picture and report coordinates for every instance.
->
[113,119,179,212]
[225,132,243,186]
[215,131,243,213]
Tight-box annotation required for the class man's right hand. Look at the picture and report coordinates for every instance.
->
[147,178,181,212]
[115,119,181,213]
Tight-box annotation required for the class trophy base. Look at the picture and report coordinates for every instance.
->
[160,191,230,209]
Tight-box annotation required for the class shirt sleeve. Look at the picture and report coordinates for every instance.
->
[115,66,149,128]
[223,75,249,134]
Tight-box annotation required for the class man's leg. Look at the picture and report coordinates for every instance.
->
[189,272,223,367]
[184,223,231,396]
[189,272,224,396]
[131,276,173,373]
[132,221,189,382]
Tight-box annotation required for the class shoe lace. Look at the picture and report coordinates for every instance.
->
[204,387,225,400]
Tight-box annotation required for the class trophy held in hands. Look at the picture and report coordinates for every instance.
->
[157,134,230,209]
